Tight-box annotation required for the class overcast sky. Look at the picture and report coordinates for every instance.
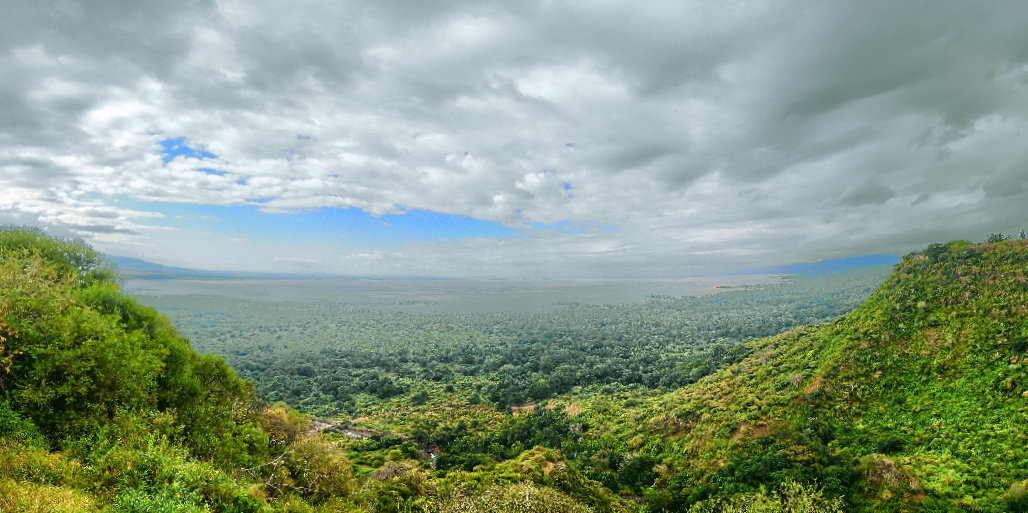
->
[2,1,1026,278]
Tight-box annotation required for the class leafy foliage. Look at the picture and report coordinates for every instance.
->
[604,238,1028,511]
[0,228,350,511]
[5,227,1026,512]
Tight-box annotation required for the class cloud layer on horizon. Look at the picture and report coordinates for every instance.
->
[1,0,1027,277]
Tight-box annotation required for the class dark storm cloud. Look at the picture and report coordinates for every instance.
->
[0,0,1026,276]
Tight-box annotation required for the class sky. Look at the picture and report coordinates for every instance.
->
[1,1,1027,278]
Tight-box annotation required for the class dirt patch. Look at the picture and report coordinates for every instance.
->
[803,376,824,395]
[924,328,943,350]
[731,423,770,441]
[511,403,535,416]
[564,403,583,416]
[306,419,339,435]
[895,337,909,352]
[344,428,380,439]
[861,455,899,485]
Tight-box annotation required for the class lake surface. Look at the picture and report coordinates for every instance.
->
[123,275,781,314]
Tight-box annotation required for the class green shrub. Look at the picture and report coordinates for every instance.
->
[0,478,97,513]
[438,482,592,513]
[873,435,904,455]
[688,480,844,513]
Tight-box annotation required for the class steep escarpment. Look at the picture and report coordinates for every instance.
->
[634,239,1028,511]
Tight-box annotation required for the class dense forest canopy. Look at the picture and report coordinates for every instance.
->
[140,267,890,415]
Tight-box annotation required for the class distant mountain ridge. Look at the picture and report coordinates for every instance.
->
[109,256,441,280]
[112,254,902,280]
[110,256,304,280]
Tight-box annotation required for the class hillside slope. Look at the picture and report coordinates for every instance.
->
[0,228,316,511]
[627,239,1028,511]
[5,228,1026,512]
[0,229,623,512]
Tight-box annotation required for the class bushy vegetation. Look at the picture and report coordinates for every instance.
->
[601,238,1028,511]
[0,227,626,512]
[5,227,1026,512]
[296,237,1028,511]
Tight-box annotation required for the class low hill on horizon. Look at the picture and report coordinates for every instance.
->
[110,255,449,281]
[110,255,334,280]
[111,253,901,281]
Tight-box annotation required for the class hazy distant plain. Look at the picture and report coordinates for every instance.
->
[124,275,781,314]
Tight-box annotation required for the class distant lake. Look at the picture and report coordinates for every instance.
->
[123,275,782,314]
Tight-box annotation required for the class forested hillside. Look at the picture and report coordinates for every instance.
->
[317,238,1028,512]
[3,228,1026,512]
[144,267,887,416]
[0,229,352,511]
[0,228,618,511]
[534,238,1028,511]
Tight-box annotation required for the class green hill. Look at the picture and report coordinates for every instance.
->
[0,228,622,512]
[622,239,1028,511]
[0,228,331,511]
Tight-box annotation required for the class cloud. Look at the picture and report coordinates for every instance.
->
[841,179,896,206]
[1,0,1026,276]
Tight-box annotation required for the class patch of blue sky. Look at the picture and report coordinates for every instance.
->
[198,168,227,176]
[109,197,520,248]
[563,182,572,191]
[159,137,217,165]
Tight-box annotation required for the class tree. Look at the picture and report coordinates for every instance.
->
[987,233,1007,243]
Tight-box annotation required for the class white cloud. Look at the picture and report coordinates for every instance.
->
[1,0,1026,277]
